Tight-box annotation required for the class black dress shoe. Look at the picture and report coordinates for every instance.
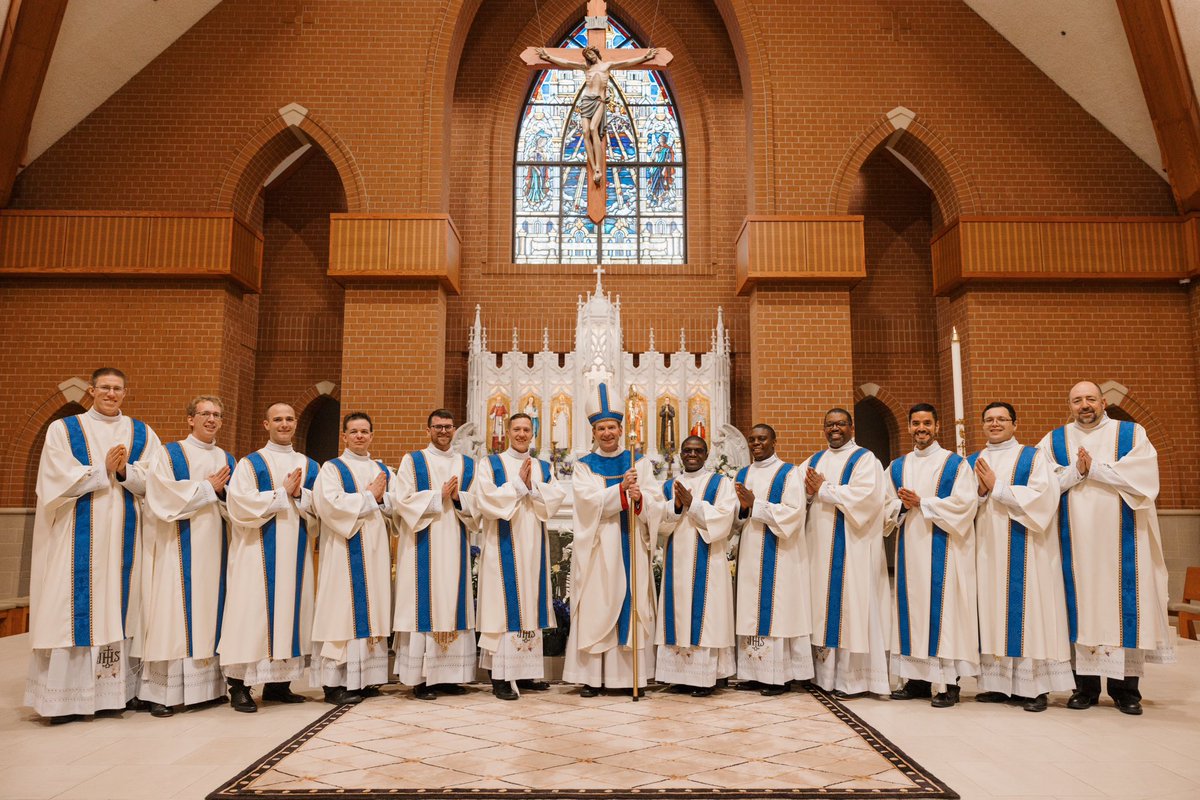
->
[125,698,152,712]
[492,679,519,701]
[1067,691,1098,710]
[323,686,364,706]
[262,683,307,703]
[890,680,933,700]
[832,690,864,700]
[760,684,788,696]
[413,683,438,701]
[735,680,764,692]
[433,683,468,695]
[580,684,601,698]
[1023,694,1048,713]
[48,714,84,725]
[228,683,258,713]
[358,686,383,698]
[931,686,961,708]
[517,679,550,691]
[668,683,692,694]
[690,685,715,697]
[975,691,1010,703]
[149,703,174,718]
[1115,696,1143,716]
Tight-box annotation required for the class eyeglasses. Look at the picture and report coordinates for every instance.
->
[823,421,850,429]
[193,411,223,419]
[94,385,126,395]
[429,424,455,432]
[983,417,1013,424]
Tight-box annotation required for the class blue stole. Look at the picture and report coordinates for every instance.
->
[245,450,318,658]
[889,450,964,658]
[969,446,1039,657]
[735,461,796,638]
[487,454,553,632]
[163,441,236,656]
[410,450,476,632]
[808,447,869,648]
[662,472,723,647]
[61,414,148,646]
[330,457,390,640]
[579,449,640,646]
[1051,421,1137,647]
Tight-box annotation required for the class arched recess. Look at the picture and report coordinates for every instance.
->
[212,105,368,223]
[428,0,766,215]
[1097,381,1180,507]
[294,382,342,463]
[830,110,980,228]
[854,382,905,465]
[1,379,93,507]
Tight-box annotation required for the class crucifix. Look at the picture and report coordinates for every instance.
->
[520,0,673,224]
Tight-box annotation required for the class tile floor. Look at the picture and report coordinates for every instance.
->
[1,633,1197,800]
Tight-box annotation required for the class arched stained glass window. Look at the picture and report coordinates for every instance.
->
[514,17,685,265]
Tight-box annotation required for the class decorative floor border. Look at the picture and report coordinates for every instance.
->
[207,686,959,800]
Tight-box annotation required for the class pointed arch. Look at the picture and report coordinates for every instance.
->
[854,383,905,464]
[831,111,980,227]
[1,380,92,507]
[1098,381,1179,507]
[212,108,367,221]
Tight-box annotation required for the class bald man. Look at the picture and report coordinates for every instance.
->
[1037,382,1174,715]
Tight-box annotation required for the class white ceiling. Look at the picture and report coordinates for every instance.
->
[23,0,221,166]
[16,0,1198,186]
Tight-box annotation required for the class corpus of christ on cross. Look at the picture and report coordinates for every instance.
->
[520,0,673,224]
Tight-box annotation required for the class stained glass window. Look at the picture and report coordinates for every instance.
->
[515,17,685,265]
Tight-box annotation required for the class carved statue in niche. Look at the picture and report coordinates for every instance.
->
[657,395,678,454]
[625,387,647,455]
[520,393,542,449]
[550,392,572,452]
[689,395,710,443]
[487,392,509,453]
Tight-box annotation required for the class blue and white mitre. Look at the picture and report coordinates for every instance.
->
[586,382,623,426]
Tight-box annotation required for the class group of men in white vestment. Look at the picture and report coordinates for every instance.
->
[24,371,1174,724]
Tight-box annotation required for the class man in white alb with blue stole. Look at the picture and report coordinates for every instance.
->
[222,403,318,712]
[25,367,161,723]
[651,435,736,696]
[733,423,812,696]
[886,403,979,708]
[392,408,479,700]
[564,383,661,696]
[803,409,890,698]
[472,413,565,700]
[312,412,396,706]
[1039,382,1174,716]
[970,402,1072,712]
[141,395,236,718]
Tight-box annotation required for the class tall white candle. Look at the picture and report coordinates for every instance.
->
[951,327,966,456]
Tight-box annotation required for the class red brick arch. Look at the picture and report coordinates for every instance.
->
[1,383,92,507]
[293,383,342,453]
[212,110,367,221]
[830,112,980,226]
[853,383,906,461]
[1100,383,1180,508]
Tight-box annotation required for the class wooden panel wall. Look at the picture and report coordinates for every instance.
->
[735,216,865,294]
[0,210,262,290]
[328,214,461,292]
[931,215,1198,294]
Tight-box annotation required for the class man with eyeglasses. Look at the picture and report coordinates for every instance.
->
[222,403,319,712]
[1037,382,1174,715]
[971,402,1072,712]
[391,409,480,700]
[140,396,237,717]
[803,408,890,699]
[25,367,162,724]
[732,423,812,696]
[885,403,979,708]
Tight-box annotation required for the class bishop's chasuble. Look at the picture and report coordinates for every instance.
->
[803,440,891,695]
[734,454,814,685]
[563,447,661,688]
[25,408,161,716]
[141,435,236,705]
[652,467,737,687]
[472,449,565,680]
[970,438,1074,697]
[312,451,396,690]
[1037,415,1174,679]
[391,445,479,685]
[885,442,979,685]
[221,442,318,683]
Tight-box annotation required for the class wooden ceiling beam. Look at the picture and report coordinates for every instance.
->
[0,0,68,208]
[1117,0,1200,213]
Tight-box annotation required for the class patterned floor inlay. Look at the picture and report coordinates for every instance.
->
[208,684,958,799]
